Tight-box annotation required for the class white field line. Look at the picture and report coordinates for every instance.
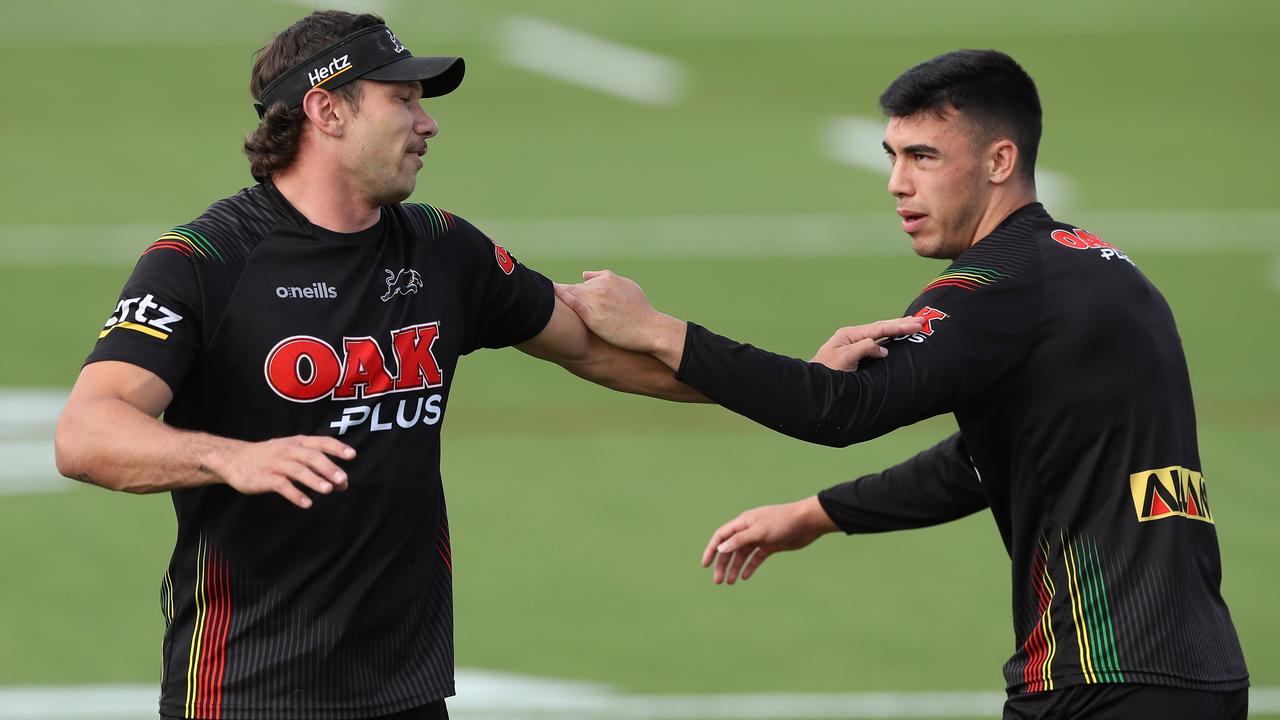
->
[822,116,1077,208]
[0,389,73,495]
[498,16,687,105]
[0,212,1277,267]
[1,677,1277,719]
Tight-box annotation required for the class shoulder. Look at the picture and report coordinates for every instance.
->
[395,201,472,240]
[140,185,284,267]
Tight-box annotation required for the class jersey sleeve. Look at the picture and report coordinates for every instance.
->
[450,216,555,354]
[673,245,1044,446]
[817,432,988,533]
[84,243,204,393]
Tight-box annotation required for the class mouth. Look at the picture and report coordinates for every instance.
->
[406,145,426,168]
[897,209,927,234]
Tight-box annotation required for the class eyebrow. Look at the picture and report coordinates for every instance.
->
[883,141,942,156]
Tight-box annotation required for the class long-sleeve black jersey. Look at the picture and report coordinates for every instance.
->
[675,203,1248,695]
[85,182,555,719]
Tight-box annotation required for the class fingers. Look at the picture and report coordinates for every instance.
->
[831,338,888,371]
[702,518,748,567]
[582,269,612,281]
[740,548,772,581]
[554,284,589,317]
[272,477,315,509]
[724,546,751,585]
[293,437,354,489]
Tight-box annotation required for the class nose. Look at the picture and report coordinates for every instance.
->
[887,156,911,199]
[414,105,439,139]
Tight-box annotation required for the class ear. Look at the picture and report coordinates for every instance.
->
[300,88,345,139]
[987,139,1019,185]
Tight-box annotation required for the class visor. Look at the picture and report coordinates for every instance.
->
[254,25,464,118]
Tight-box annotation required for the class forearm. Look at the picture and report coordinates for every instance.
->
[562,330,706,402]
[673,322,905,447]
[818,433,988,533]
[55,395,242,493]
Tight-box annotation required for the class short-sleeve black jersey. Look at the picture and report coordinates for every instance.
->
[85,182,554,719]
[675,203,1248,695]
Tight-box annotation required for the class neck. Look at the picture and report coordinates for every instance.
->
[272,153,380,233]
[969,184,1038,248]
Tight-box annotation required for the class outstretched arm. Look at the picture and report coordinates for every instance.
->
[557,269,1038,447]
[519,293,912,401]
[702,433,987,584]
[517,294,705,402]
[56,361,355,509]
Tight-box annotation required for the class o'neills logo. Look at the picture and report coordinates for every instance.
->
[265,322,443,402]
[276,282,338,300]
[308,55,352,88]
[1129,465,1214,524]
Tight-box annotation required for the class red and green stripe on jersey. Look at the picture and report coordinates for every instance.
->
[145,226,225,262]
[405,202,456,237]
[1021,536,1058,692]
[921,265,1010,294]
[1011,531,1126,692]
[184,536,232,719]
[1063,532,1125,684]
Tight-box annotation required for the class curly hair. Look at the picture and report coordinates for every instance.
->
[243,10,383,182]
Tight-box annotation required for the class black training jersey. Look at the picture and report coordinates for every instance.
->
[85,183,554,719]
[675,204,1248,695]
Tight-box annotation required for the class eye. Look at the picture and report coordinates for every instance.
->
[913,153,930,162]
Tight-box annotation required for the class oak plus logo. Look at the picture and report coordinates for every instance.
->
[99,293,183,341]
[264,323,447,435]
[1050,227,1135,266]
[382,268,423,302]
[897,306,948,344]
[308,54,352,88]
[1129,465,1214,524]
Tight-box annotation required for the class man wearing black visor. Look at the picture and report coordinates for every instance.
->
[54,8,920,719]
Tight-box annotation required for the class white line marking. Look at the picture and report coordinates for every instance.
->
[0,212,1276,267]
[0,677,1276,719]
[822,116,891,174]
[821,116,1077,208]
[498,16,687,105]
[0,389,73,495]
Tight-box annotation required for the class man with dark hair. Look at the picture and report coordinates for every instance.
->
[557,49,1249,719]
[53,9,921,719]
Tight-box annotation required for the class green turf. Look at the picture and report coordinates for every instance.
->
[1,1,1276,717]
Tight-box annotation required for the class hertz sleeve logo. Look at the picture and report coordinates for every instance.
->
[1129,466,1214,524]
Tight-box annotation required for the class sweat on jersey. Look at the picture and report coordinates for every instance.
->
[675,203,1248,696]
[85,182,555,719]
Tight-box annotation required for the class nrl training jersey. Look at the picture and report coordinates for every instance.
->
[674,204,1248,695]
[85,182,554,719]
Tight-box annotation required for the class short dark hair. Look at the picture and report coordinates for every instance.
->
[879,49,1042,183]
[243,10,384,182]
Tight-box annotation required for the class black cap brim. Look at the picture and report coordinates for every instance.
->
[362,56,465,98]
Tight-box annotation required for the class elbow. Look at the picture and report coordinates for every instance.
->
[54,410,88,481]
[54,407,114,488]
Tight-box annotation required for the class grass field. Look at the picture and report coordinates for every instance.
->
[1,1,1277,717]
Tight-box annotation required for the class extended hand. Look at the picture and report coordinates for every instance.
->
[811,316,924,371]
[701,496,838,584]
[555,271,686,364]
[200,435,356,509]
